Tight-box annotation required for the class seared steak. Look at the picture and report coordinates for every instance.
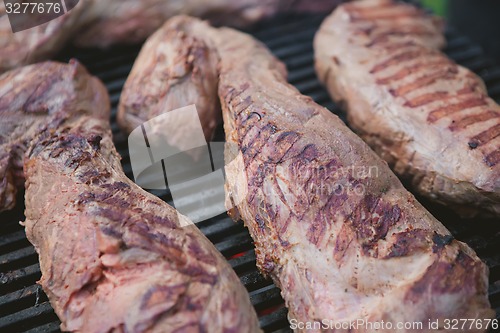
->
[314,0,500,217]
[0,0,346,72]
[118,15,221,145]
[0,59,107,211]
[119,16,494,332]
[3,61,261,332]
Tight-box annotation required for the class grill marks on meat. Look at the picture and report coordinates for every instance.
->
[348,195,401,257]
[365,29,436,48]
[0,60,108,211]
[216,23,494,331]
[486,150,500,168]
[377,41,500,149]
[120,16,493,332]
[1,62,260,332]
[470,124,500,148]
[449,111,499,132]
[370,48,436,74]
[375,58,448,85]
[315,0,500,216]
[403,91,449,108]
[406,250,485,303]
[427,96,489,123]
[345,1,421,22]
[389,65,458,97]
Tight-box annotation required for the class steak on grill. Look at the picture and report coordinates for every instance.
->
[2,60,261,332]
[0,0,346,72]
[314,0,500,217]
[118,16,494,332]
[0,58,107,211]
[117,15,221,146]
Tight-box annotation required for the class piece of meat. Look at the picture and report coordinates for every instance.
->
[2,61,260,332]
[74,0,347,48]
[0,0,347,72]
[314,0,500,217]
[0,0,88,72]
[119,16,494,332]
[0,59,108,211]
[117,15,221,147]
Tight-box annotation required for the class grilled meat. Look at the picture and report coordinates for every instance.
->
[0,1,88,76]
[73,0,346,48]
[0,59,107,211]
[314,0,500,217]
[0,0,346,72]
[2,60,261,332]
[117,15,221,146]
[119,16,494,332]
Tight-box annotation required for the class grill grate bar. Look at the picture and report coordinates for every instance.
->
[253,15,323,42]
[447,45,484,64]
[250,285,283,310]
[0,285,43,318]
[287,66,317,84]
[94,63,134,83]
[0,231,28,252]
[240,270,272,293]
[0,302,56,332]
[0,264,41,296]
[214,231,255,257]
[271,40,313,58]
[198,219,242,240]
[23,321,60,333]
[265,27,318,49]
[283,53,314,70]
[259,307,289,332]
[0,247,37,273]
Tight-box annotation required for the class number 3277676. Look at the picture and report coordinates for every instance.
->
[5,2,62,14]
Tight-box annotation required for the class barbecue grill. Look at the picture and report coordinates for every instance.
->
[1,11,500,333]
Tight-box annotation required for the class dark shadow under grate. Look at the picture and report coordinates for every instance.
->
[0,13,499,333]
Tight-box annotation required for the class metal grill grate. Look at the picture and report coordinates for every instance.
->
[1,13,500,333]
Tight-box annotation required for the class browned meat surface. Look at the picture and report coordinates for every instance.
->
[0,59,107,211]
[119,16,494,332]
[117,15,221,145]
[314,0,500,217]
[0,1,88,74]
[74,0,346,48]
[2,61,260,332]
[0,0,346,72]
